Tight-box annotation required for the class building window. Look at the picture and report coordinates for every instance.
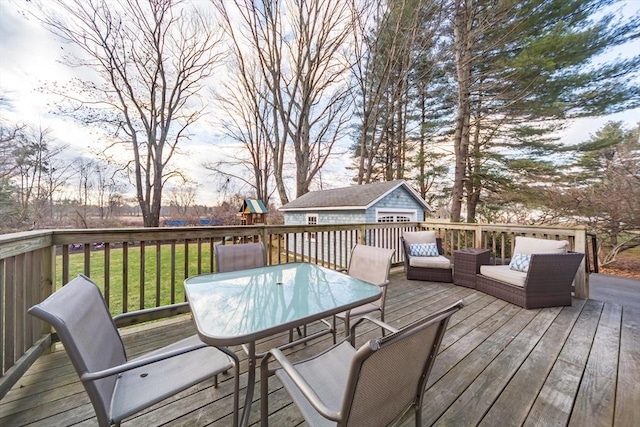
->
[376,210,415,223]
[306,214,318,241]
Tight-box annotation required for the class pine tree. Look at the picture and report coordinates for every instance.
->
[450,0,640,222]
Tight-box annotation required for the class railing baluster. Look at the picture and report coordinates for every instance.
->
[104,243,110,306]
[156,241,161,307]
[122,242,129,313]
[170,242,176,304]
[139,241,146,310]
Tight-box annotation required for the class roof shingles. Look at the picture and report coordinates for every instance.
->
[280,180,426,210]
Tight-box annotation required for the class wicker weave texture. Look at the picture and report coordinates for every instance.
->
[476,252,584,309]
[453,249,491,289]
[402,238,453,283]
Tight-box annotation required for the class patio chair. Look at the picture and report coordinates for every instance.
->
[215,241,266,272]
[28,274,239,427]
[260,300,464,427]
[476,236,585,308]
[402,231,453,282]
[333,244,395,337]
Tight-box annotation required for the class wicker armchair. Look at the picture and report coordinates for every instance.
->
[475,237,584,309]
[402,231,453,283]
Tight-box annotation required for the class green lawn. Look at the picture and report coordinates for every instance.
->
[56,243,214,315]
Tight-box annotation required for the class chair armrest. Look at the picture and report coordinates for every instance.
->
[262,348,340,422]
[524,252,584,291]
[347,315,399,345]
[351,315,398,333]
[80,341,236,382]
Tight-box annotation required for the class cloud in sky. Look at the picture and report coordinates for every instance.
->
[1,0,639,207]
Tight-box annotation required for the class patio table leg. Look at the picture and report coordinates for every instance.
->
[241,341,257,427]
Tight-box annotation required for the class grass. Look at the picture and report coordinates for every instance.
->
[56,243,214,315]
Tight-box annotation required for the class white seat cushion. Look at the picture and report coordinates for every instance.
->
[514,236,568,255]
[409,255,451,269]
[403,231,437,246]
[480,265,526,287]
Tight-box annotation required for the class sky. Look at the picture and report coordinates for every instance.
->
[1,0,639,207]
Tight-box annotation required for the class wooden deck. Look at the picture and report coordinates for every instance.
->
[1,269,638,426]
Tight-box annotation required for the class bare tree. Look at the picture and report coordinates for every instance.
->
[94,160,123,221]
[216,0,355,203]
[166,182,198,218]
[206,35,275,203]
[34,0,224,226]
[74,157,94,226]
[12,126,70,227]
[0,122,26,180]
[72,156,122,224]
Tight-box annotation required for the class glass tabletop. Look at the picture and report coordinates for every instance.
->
[184,262,381,346]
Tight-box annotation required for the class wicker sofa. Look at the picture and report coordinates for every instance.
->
[475,236,584,309]
[401,231,453,283]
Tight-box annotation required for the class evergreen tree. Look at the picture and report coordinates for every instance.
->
[352,0,451,185]
[544,121,640,266]
[451,0,640,222]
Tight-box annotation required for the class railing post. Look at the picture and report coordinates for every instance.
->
[475,224,484,249]
[357,225,366,245]
[40,245,55,353]
[573,227,589,299]
[259,226,270,265]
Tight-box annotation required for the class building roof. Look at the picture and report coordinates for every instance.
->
[279,180,432,212]
[240,199,268,214]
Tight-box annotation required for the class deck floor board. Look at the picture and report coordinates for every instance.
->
[615,306,640,426]
[478,298,587,427]
[1,269,636,426]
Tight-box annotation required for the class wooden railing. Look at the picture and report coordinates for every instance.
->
[0,221,588,398]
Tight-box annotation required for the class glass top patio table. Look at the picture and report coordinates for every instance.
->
[184,262,382,346]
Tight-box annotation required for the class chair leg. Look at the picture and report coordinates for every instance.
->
[331,315,337,344]
[288,327,305,344]
[214,373,218,388]
[343,313,350,337]
[415,404,422,427]
[260,357,270,426]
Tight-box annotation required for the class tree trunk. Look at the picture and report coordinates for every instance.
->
[451,0,473,222]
